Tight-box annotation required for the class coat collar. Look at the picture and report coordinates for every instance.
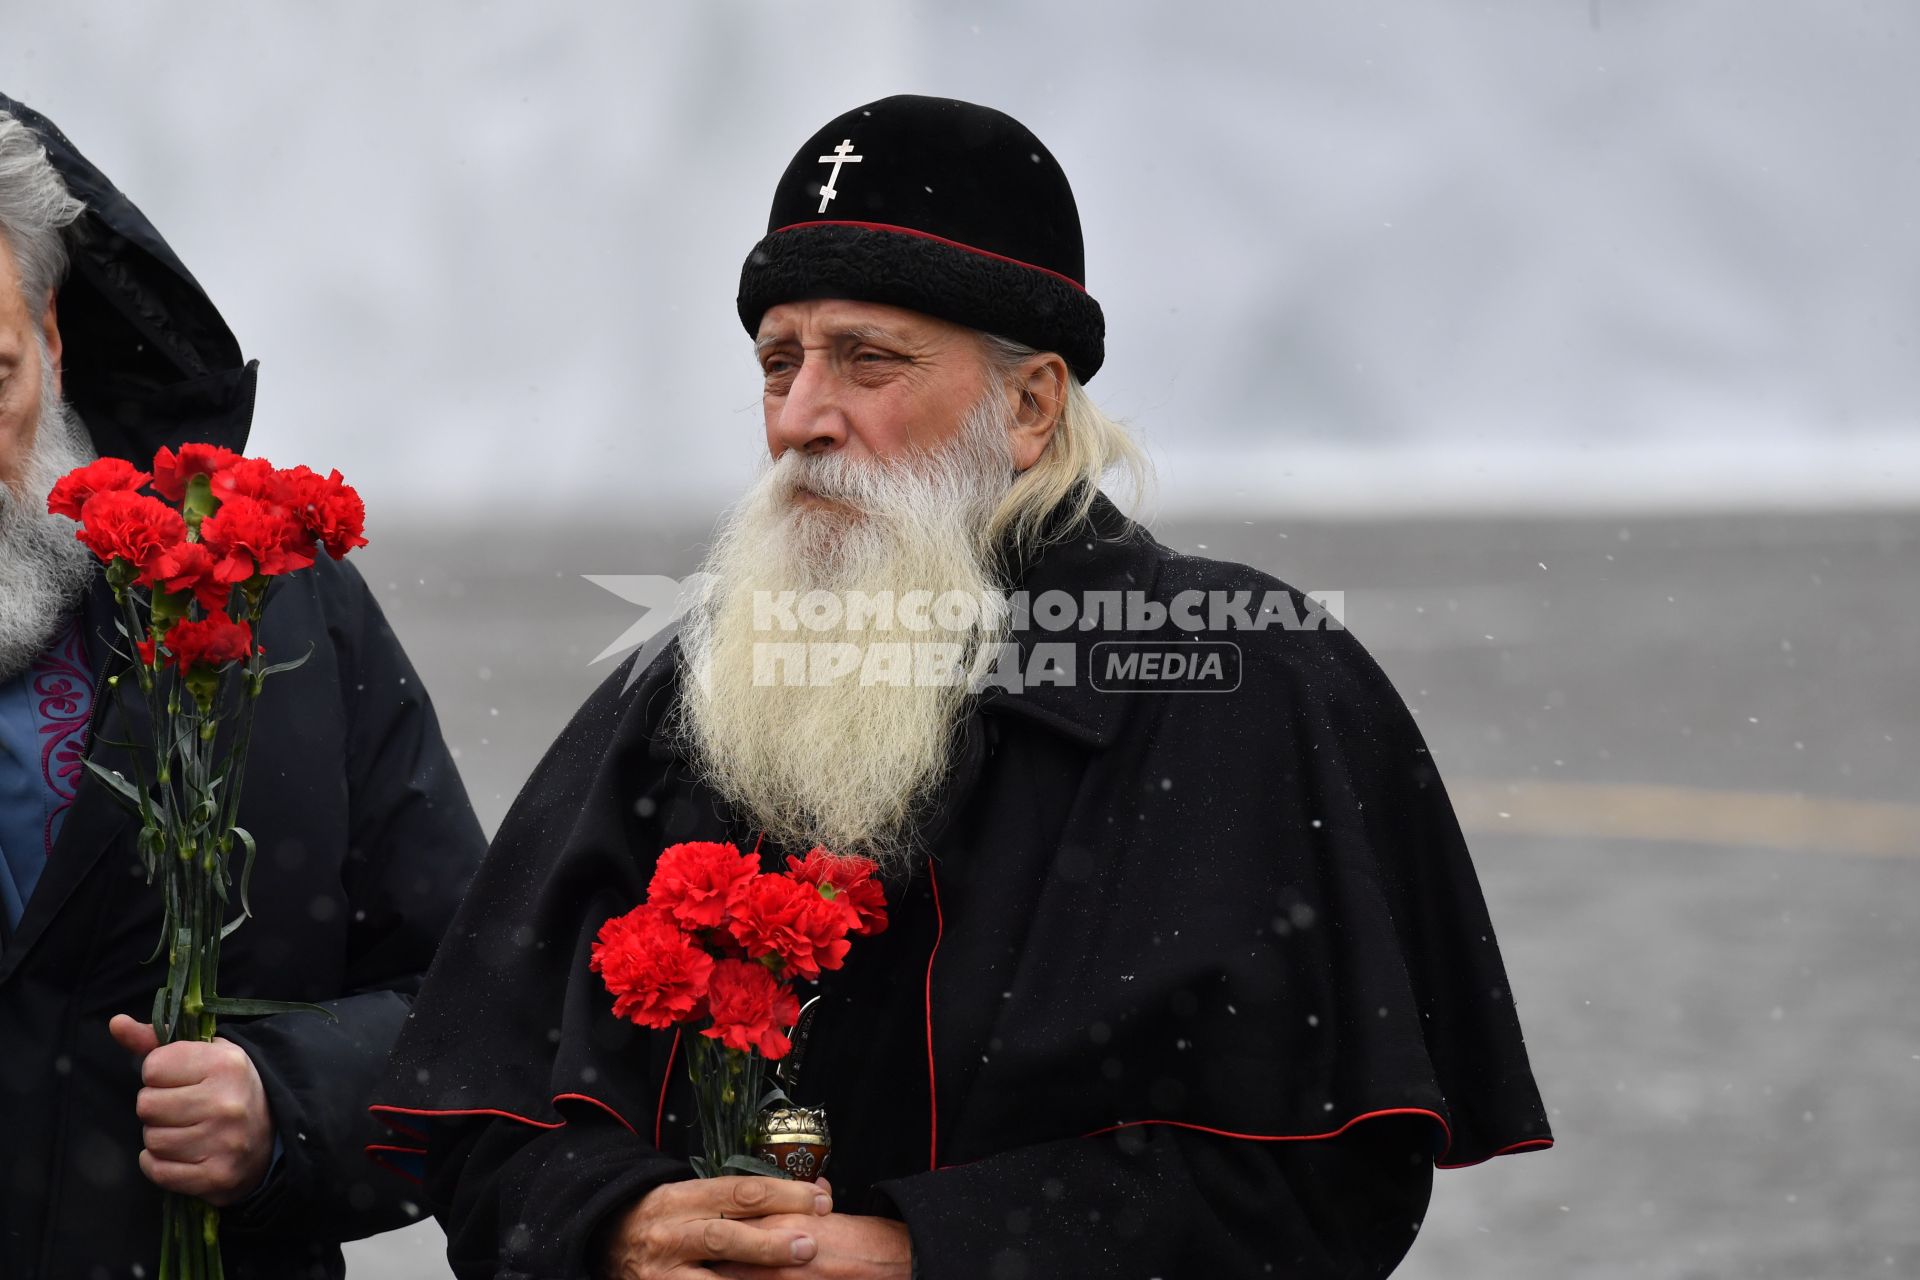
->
[972,487,1162,751]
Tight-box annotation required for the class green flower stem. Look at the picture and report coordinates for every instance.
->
[685,1034,774,1177]
[123,568,292,1278]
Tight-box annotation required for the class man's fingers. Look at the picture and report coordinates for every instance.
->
[677,1217,817,1267]
[134,1084,210,1127]
[665,1174,830,1221]
[108,1015,160,1058]
[138,1149,212,1198]
[139,1041,228,1089]
[143,1120,217,1162]
[609,1177,829,1276]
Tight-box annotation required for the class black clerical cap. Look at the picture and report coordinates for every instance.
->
[736,94,1106,382]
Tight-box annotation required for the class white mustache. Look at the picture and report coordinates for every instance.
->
[669,389,1019,865]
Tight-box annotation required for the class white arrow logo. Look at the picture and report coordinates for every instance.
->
[582,572,716,690]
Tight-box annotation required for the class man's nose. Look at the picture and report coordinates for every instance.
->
[770,358,847,456]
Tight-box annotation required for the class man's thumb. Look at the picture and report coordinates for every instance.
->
[109,1014,160,1057]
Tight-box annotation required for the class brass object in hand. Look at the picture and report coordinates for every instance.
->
[752,1104,831,1180]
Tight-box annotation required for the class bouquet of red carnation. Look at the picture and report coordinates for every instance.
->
[47,443,367,1278]
[591,841,888,1178]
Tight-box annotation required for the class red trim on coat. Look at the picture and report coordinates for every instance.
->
[655,1027,682,1148]
[768,220,1089,293]
[365,1145,427,1185]
[368,1092,637,1136]
[1078,1109,1555,1171]
[1439,1136,1556,1169]
[924,862,947,1172]
[378,1113,429,1142]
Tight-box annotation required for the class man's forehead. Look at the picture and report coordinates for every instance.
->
[754,299,955,347]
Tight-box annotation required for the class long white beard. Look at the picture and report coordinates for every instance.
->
[0,351,98,680]
[669,391,1019,869]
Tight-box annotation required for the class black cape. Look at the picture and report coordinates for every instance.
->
[374,491,1552,1278]
[0,93,488,1278]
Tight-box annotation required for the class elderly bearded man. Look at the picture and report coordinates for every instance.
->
[0,96,487,1276]
[375,95,1552,1280]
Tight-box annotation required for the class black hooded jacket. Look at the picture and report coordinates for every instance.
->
[373,489,1553,1279]
[0,93,487,1277]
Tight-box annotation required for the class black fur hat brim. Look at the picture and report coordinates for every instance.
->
[738,222,1105,383]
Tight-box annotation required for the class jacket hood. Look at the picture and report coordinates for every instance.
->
[0,92,255,462]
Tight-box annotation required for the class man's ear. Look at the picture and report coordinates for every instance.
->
[1008,352,1068,472]
[40,290,63,395]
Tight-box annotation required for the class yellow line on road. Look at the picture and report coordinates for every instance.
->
[1451,779,1920,859]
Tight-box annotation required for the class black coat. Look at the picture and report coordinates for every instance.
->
[375,490,1553,1279]
[0,94,488,1277]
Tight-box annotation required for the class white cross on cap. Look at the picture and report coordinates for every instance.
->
[816,139,863,213]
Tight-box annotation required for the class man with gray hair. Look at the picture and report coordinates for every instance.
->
[378,96,1551,1279]
[0,93,487,1276]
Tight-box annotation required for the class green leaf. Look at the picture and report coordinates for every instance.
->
[159,934,193,1038]
[233,826,258,921]
[142,915,168,965]
[689,1155,713,1179]
[197,996,338,1022]
[84,759,145,813]
[720,1154,788,1179]
[136,824,166,880]
[257,645,314,679]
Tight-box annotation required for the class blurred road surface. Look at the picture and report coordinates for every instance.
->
[340,507,1920,1279]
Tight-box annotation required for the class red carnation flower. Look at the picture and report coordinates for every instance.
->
[143,541,232,613]
[647,841,760,931]
[73,490,186,577]
[786,847,889,937]
[135,637,158,667]
[701,959,801,1058]
[160,612,254,672]
[727,873,853,980]
[46,458,151,521]
[277,465,368,559]
[208,456,281,503]
[151,444,241,503]
[199,493,316,583]
[591,903,715,1030]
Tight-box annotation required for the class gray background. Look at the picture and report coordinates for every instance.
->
[6,1,1918,519]
[4,4,1916,1276]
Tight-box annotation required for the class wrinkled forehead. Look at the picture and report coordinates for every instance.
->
[752,297,975,350]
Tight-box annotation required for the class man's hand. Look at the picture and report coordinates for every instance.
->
[107,1014,275,1207]
[598,1174,834,1279]
[709,1208,911,1280]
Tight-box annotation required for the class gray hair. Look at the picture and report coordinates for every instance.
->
[975,331,1155,559]
[0,111,85,320]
